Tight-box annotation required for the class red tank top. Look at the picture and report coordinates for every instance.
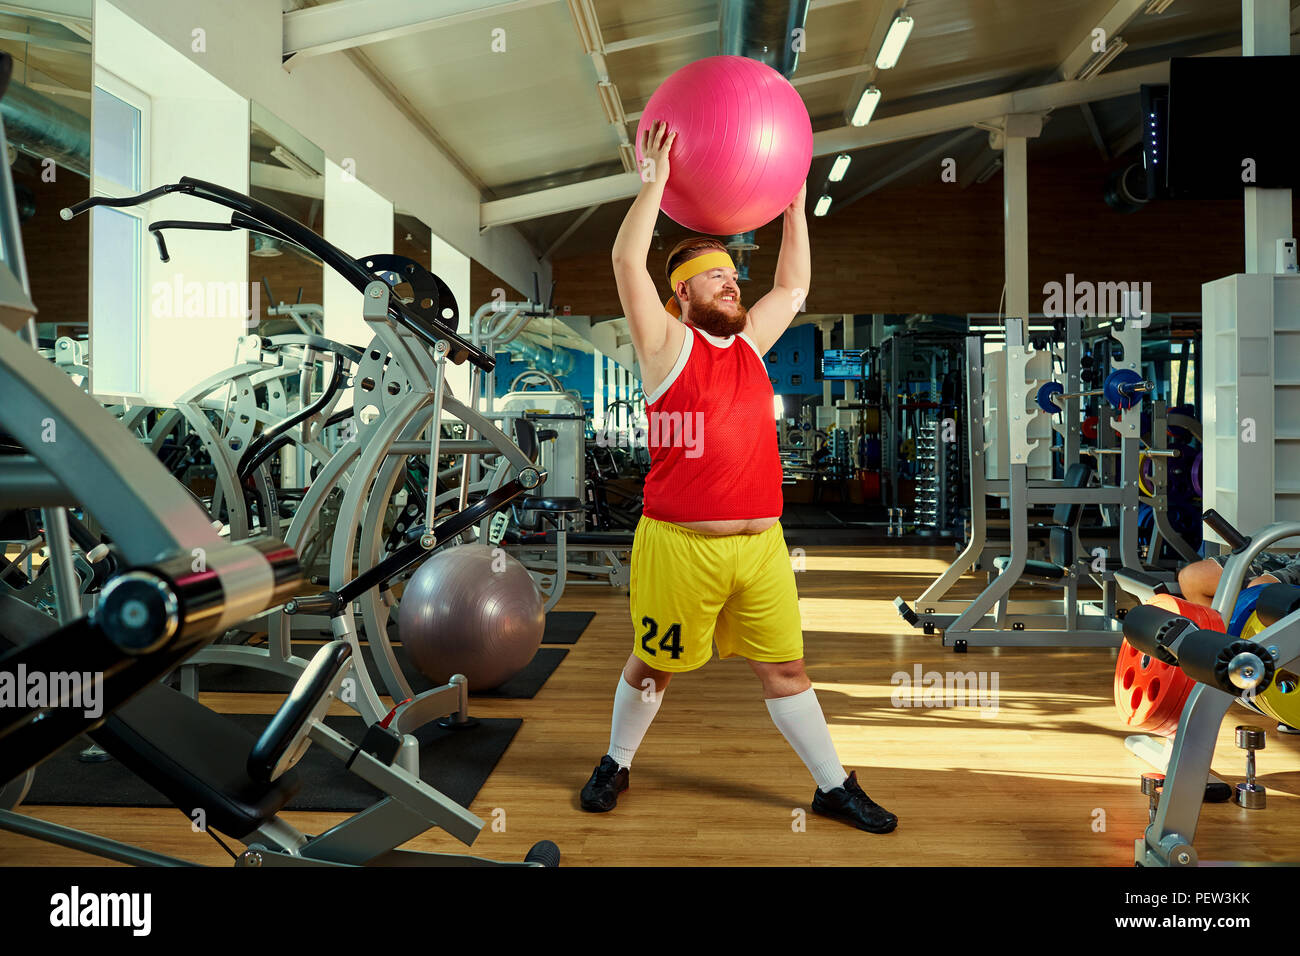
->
[640,325,784,523]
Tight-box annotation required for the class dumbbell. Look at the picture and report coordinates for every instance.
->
[1234,725,1266,809]
[1035,369,1153,414]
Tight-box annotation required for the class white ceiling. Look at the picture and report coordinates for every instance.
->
[285,0,1270,262]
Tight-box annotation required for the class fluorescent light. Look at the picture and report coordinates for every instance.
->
[1145,0,1175,12]
[875,14,914,70]
[829,153,851,182]
[270,144,319,179]
[850,86,881,127]
[814,194,832,217]
[1073,37,1128,80]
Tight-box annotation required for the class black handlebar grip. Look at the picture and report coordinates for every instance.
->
[1175,632,1274,695]
[1121,604,1185,666]
[1202,509,1250,554]
[284,592,341,616]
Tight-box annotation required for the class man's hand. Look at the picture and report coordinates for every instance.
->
[640,121,676,186]
[784,180,807,216]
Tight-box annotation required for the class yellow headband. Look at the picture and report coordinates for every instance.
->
[664,250,737,317]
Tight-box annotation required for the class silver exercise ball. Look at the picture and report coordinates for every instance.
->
[398,544,545,691]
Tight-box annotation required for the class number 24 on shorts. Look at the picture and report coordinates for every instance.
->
[640,616,684,660]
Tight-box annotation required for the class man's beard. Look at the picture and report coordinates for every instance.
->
[686,295,748,337]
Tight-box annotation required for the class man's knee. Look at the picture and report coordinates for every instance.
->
[1178,558,1221,596]
[750,658,810,695]
[623,654,673,691]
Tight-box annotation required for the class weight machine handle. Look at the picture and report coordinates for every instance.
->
[62,178,494,372]
[1202,509,1250,554]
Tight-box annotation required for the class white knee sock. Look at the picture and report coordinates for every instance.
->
[765,687,848,792]
[608,675,665,769]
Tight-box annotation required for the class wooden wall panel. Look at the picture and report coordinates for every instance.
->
[551,150,1267,318]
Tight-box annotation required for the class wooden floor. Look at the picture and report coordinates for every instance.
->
[5,544,1300,867]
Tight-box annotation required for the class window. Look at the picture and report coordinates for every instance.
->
[90,71,149,400]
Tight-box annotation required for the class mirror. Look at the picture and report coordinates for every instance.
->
[393,209,431,311]
[249,101,324,336]
[469,258,557,399]
[1,2,93,345]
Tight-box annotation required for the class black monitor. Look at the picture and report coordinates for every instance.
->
[820,349,867,380]
[1152,56,1300,200]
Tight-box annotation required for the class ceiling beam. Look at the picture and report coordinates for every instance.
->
[812,57,1172,155]
[1078,102,1110,159]
[627,61,877,123]
[567,0,636,174]
[603,22,713,54]
[833,128,983,212]
[1110,124,1143,156]
[0,26,88,52]
[0,0,90,41]
[599,0,860,57]
[484,47,1246,228]
[958,146,1002,189]
[483,172,637,229]
[0,0,89,22]
[283,0,558,60]
[838,0,909,128]
[560,314,638,370]
[251,161,324,200]
[543,204,600,259]
[1058,0,1149,80]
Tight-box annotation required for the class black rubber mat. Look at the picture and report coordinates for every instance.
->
[185,641,568,699]
[542,610,595,644]
[26,713,521,813]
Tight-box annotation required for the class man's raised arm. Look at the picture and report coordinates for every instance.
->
[613,122,678,360]
[745,182,810,355]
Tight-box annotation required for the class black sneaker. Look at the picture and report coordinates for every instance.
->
[580,755,629,812]
[811,770,897,833]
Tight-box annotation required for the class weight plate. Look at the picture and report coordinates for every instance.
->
[1228,584,1268,638]
[1113,595,1224,736]
[1103,368,1145,411]
[1035,382,1064,414]
[1240,612,1300,727]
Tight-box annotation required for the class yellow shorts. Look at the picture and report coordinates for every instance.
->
[629,516,803,672]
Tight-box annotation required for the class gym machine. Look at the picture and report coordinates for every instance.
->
[57,178,548,786]
[0,181,560,866]
[1116,512,1300,866]
[878,330,967,537]
[896,316,1154,647]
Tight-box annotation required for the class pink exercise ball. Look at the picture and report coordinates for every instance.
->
[634,55,813,236]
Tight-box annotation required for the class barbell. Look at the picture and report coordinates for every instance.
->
[1035,368,1152,414]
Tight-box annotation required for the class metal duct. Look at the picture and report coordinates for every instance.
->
[717,0,809,270]
[719,0,810,79]
[0,81,90,178]
[509,339,574,379]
